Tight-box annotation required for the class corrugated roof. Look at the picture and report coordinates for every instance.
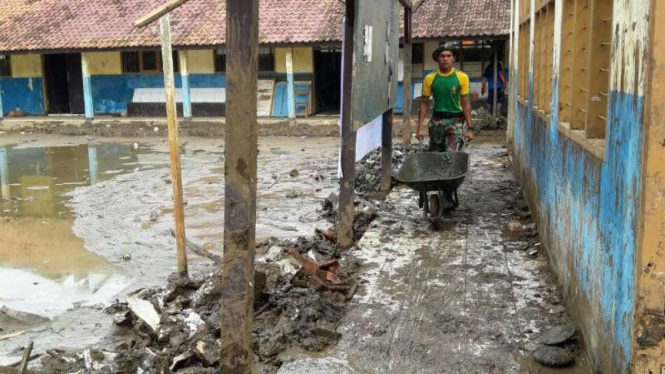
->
[0,0,508,53]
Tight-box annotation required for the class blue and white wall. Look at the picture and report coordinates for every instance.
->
[0,54,45,116]
[507,0,654,372]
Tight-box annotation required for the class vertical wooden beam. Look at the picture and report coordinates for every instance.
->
[159,15,188,276]
[570,0,590,129]
[401,7,413,145]
[81,53,94,120]
[0,148,9,200]
[534,12,541,108]
[220,0,258,371]
[88,145,98,186]
[286,48,296,122]
[583,0,611,138]
[381,108,393,192]
[338,0,356,249]
[493,41,499,117]
[559,0,575,122]
[179,50,192,120]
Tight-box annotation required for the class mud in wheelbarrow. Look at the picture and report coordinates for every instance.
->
[397,152,469,222]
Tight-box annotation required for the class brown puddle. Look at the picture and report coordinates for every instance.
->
[0,144,156,317]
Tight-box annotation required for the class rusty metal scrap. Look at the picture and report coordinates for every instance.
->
[287,248,354,294]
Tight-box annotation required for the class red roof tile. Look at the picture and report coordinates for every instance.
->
[413,0,511,38]
[0,0,508,53]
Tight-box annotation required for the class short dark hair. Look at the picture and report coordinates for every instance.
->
[431,46,456,62]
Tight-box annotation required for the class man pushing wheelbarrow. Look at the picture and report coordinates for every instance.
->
[397,46,473,225]
[416,45,474,151]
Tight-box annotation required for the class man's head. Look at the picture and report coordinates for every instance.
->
[431,46,456,71]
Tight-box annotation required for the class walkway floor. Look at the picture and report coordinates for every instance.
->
[278,143,591,373]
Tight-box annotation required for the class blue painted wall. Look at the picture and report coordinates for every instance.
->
[91,73,226,114]
[0,77,45,115]
[511,69,642,372]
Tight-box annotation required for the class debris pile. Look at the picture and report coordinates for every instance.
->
[34,199,370,374]
[354,143,424,195]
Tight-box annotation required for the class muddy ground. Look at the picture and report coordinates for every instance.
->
[0,130,589,373]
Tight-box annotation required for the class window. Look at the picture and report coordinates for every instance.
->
[412,43,424,64]
[215,48,226,73]
[0,55,10,77]
[258,47,275,72]
[121,51,179,74]
[531,2,554,114]
[558,0,612,138]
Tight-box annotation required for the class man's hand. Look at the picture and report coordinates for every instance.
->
[416,126,426,141]
[464,129,475,142]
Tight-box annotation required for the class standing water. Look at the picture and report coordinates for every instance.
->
[0,143,149,318]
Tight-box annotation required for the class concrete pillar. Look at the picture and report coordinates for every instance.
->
[0,147,9,200]
[286,48,296,122]
[87,146,98,186]
[179,50,192,120]
[0,81,4,120]
[81,53,94,120]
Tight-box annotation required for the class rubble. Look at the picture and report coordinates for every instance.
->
[354,143,425,195]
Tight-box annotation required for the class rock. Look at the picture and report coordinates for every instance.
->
[533,345,575,367]
[149,210,159,222]
[508,221,527,232]
[122,253,131,261]
[191,272,223,308]
[289,169,299,178]
[127,296,161,331]
[286,190,300,199]
[195,338,221,367]
[541,324,576,346]
[265,246,284,262]
[113,311,132,326]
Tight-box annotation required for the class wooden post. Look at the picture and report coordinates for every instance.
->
[492,41,499,118]
[160,15,188,276]
[134,0,191,27]
[380,108,393,192]
[0,80,4,120]
[401,7,413,145]
[179,51,192,120]
[88,145,98,186]
[286,48,296,123]
[0,148,9,200]
[338,0,356,249]
[81,53,94,120]
[220,0,258,371]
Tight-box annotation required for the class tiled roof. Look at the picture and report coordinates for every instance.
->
[413,0,511,38]
[0,0,507,53]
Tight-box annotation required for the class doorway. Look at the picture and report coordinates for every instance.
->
[43,54,84,114]
[313,47,342,114]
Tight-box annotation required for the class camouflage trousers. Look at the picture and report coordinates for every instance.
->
[428,117,466,152]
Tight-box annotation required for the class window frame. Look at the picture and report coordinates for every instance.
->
[121,51,179,74]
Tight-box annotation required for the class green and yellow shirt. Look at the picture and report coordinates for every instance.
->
[422,69,470,114]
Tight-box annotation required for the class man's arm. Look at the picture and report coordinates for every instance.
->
[481,78,487,95]
[416,97,429,140]
[500,71,507,87]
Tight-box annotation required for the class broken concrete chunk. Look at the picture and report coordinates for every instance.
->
[541,324,576,346]
[127,296,161,332]
[508,221,527,232]
[169,351,195,372]
[533,345,575,367]
[286,189,300,199]
[113,311,132,326]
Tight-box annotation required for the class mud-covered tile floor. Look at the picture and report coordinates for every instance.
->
[278,143,592,373]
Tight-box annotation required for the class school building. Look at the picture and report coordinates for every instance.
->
[0,0,510,120]
[507,0,665,371]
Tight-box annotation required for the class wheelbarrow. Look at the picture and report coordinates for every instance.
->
[397,152,470,222]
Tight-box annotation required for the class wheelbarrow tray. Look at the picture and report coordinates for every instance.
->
[397,152,469,193]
